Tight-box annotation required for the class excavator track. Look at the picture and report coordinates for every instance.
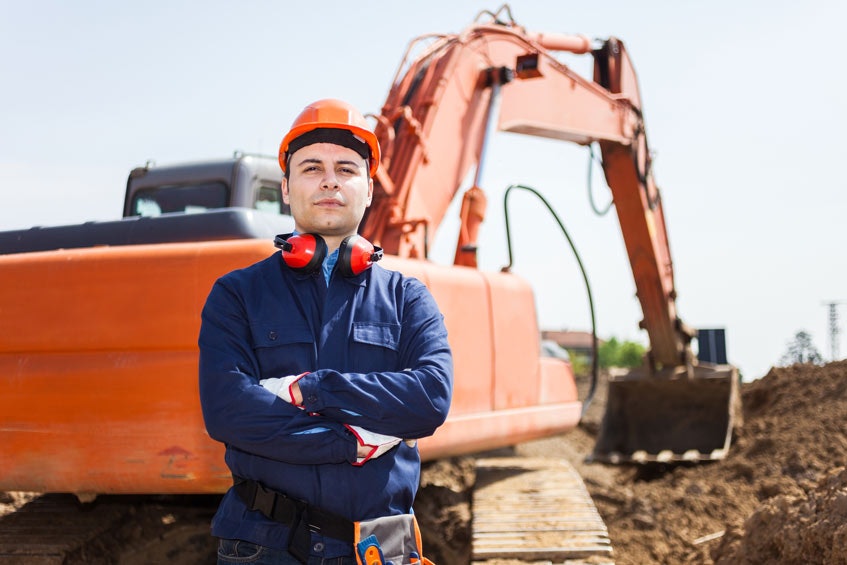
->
[472,457,613,564]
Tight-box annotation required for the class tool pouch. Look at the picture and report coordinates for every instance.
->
[354,514,434,565]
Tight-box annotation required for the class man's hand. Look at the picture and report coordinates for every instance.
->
[344,424,402,465]
[260,373,308,407]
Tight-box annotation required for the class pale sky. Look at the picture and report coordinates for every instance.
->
[1,1,844,381]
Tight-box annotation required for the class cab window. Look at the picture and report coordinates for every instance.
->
[130,182,229,217]
[255,184,290,215]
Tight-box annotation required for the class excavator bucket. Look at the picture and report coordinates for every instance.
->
[591,363,740,463]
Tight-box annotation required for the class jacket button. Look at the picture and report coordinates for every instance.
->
[312,542,324,552]
[268,331,278,341]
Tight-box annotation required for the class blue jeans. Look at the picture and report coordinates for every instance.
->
[217,539,356,565]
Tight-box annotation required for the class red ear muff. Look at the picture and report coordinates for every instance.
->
[337,235,383,277]
[274,233,327,274]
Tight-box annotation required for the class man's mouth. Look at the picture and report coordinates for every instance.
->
[314,198,343,207]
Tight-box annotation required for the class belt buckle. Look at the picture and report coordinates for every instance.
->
[305,509,322,534]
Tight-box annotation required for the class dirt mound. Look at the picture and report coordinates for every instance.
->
[417,360,847,564]
[713,467,847,565]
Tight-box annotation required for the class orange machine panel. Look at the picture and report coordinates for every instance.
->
[0,240,275,494]
[484,271,543,410]
[0,350,228,494]
[409,261,494,416]
[538,357,579,405]
[0,240,276,353]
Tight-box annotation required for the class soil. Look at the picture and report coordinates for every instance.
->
[3,360,846,564]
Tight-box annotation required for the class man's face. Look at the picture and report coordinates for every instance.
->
[282,142,373,245]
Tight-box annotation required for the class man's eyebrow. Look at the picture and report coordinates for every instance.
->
[294,157,363,168]
[335,159,364,167]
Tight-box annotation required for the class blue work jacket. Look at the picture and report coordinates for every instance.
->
[198,251,453,557]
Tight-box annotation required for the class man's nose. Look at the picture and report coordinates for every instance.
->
[320,171,340,189]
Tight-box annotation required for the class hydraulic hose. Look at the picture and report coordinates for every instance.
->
[587,143,614,217]
[502,184,598,418]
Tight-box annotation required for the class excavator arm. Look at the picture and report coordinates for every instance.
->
[362,6,739,463]
[364,15,691,365]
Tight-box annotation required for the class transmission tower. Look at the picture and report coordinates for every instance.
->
[823,301,846,361]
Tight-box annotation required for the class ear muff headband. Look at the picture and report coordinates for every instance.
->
[274,233,383,276]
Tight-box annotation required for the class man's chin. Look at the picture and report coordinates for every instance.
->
[303,223,357,238]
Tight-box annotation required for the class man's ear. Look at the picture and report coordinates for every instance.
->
[366,177,373,207]
[281,178,290,205]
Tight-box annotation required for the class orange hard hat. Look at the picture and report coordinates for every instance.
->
[278,98,381,176]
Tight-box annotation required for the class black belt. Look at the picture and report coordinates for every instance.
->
[232,475,354,562]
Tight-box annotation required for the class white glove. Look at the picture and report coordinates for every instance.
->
[260,373,307,407]
[344,424,402,465]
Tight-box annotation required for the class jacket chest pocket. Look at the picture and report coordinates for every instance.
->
[250,321,314,376]
[351,322,401,372]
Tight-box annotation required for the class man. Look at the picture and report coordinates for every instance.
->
[199,98,453,565]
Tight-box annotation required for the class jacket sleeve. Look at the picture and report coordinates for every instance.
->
[198,277,356,465]
[297,278,453,439]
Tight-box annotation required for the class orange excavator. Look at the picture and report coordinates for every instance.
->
[0,5,737,499]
